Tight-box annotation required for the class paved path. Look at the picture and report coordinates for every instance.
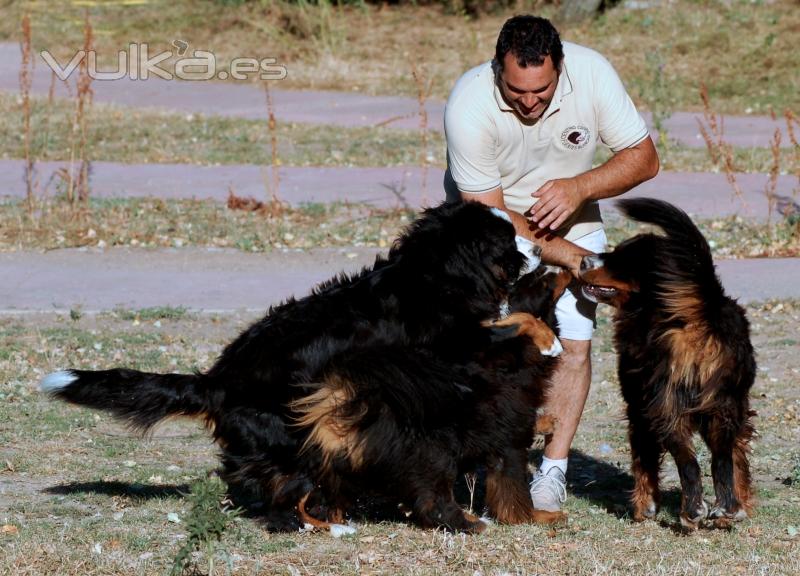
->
[0,43,791,148]
[1,247,797,314]
[2,159,797,221]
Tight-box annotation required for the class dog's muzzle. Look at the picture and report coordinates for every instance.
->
[580,254,604,273]
[516,236,542,275]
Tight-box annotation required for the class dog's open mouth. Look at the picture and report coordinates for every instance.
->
[581,284,618,303]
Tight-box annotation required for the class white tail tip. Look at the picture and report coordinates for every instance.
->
[40,370,77,393]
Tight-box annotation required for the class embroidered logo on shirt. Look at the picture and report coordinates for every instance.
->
[560,125,591,150]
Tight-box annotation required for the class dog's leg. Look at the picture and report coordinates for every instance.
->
[486,450,565,525]
[627,414,663,522]
[700,413,754,528]
[297,492,355,534]
[404,457,486,534]
[489,312,562,357]
[297,491,334,530]
[732,413,756,516]
[412,487,487,534]
[664,426,707,531]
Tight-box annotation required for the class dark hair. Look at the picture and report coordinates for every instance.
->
[494,15,563,72]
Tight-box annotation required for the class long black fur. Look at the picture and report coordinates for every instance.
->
[579,198,756,530]
[42,201,564,532]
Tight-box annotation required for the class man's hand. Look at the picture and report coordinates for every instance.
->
[526,178,585,231]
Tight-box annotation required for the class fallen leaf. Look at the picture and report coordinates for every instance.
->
[1,525,19,535]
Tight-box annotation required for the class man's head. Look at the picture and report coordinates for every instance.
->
[494,15,563,122]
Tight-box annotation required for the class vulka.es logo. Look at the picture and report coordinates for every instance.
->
[39,42,288,82]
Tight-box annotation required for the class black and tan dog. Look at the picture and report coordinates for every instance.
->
[579,198,756,530]
[41,201,568,533]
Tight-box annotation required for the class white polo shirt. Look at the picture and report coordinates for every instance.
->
[444,42,649,241]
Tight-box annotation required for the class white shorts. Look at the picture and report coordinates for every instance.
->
[555,228,608,341]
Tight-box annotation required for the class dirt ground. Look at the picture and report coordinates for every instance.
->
[1,300,798,575]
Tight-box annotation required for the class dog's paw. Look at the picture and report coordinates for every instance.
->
[541,336,563,357]
[708,505,747,529]
[679,500,708,531]
[633,501,658,522]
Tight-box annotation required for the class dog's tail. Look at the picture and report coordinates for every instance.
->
[617,198,719,282]
[617,198,713,268]
[40,368,211,432]
[617,197,726,324]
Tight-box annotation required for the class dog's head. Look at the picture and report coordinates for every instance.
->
[509,265,572,329]
[388,202,542,315]
[579,198,722,310]
[578,234,659,308]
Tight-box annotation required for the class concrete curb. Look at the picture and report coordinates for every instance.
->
[2,247,797,313]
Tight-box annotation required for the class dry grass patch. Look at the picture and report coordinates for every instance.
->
[1,302,798,574]
[0,198,415,252]
[0,1,797,113]
[0,94,446,168]
[2,197,799,257]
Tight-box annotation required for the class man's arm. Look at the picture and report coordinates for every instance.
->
[460,186,592,276]
[527,137,660,231]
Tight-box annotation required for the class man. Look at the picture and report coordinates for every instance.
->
[444,15,659,513]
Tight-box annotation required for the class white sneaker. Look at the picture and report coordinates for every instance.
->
[530,468,567,512]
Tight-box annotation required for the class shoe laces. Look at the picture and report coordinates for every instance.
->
[531,469,567,503]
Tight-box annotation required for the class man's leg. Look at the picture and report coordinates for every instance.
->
[529,338,591,512]
[530,228,605,512]
[542,338,591,460]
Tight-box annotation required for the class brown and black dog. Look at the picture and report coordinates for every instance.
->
[41,201,569,533]
[579,198,755,530]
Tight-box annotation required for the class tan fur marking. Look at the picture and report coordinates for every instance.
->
[552,270,573,301]
[579,268,636,293]
[297,492,334,530]
[534,413,557,436]
[485,472,535,524]
[491,312,558,354]
[290,380,366,471]
[733,415,756,515]
[630,462,659,522]
[531,509,566,525]
[656,284,725,423]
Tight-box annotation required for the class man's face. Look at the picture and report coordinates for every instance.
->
[498,52,559,121]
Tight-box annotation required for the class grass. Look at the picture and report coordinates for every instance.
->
[2,93,799,175]
[0,94,447,168]
[111,306,190,322]
[1,302,798,574]
[0,0,797,114]
[2,197,798,257]
[0,198,414,252]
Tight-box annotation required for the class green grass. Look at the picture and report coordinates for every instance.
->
[112,306,190,322]
[1,303,798,574]
[0,0,797,113]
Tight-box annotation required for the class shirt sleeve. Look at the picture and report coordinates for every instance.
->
[444,96,502,194]
[593,56,650,152]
